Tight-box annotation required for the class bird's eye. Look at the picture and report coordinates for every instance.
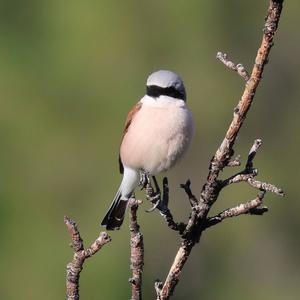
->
[146,85,185,100]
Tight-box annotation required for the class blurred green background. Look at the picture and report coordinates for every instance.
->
[0,0,299,299]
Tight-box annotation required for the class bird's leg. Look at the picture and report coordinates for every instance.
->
[145,176,162,212]
[138,170,150,190]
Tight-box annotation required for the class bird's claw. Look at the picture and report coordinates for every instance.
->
[145,200,160,213]
[145,192,161,213]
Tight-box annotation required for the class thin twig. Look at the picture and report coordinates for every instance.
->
[155,280,163,300]
[227,155,242,167]
[160,178,187,234]
[129,199,144,300]
[180,180,198,207]
[160,208,187,234]
[216,52,250,81]
[156,1,285,299]
[247,178,284,195]
[246,139,262,170]
[204,192,266,229]
[222,171,257,186]
[64,216,111,300]
[221,139,284,196]
[223,173,284,196]
[145,177,186,234]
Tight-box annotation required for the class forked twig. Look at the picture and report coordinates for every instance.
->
[64,216,111,300]
[222,139,284,196]
[205,192,266,229]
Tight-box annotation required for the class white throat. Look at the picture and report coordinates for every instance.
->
[140,95,186,108]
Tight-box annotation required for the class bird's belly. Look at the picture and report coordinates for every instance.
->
[120,103,193,174]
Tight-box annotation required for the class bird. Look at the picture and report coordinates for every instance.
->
[101,70,194,230]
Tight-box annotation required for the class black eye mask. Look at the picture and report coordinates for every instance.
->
[146,85,186,101]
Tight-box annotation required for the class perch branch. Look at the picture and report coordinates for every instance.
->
[156,1,285,299]
[64,216,111,300]
[129,199,144,300]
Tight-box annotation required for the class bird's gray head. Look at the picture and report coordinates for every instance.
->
[146,70,186,101]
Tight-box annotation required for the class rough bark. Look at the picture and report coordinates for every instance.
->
[129,199,144,300]
[64,216,111,300]
[155,1,285,299]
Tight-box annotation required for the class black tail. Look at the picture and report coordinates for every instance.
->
[101,189,128,230]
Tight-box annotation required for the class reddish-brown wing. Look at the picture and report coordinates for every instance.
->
[118,102,142,174]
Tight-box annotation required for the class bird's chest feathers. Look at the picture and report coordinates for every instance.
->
[120,98,193,173]
[136,103,186,139]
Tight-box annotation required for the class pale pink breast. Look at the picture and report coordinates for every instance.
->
[120,102,193,174]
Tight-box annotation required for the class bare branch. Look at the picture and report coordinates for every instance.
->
[204,192,266,229]
[64,216,84,252]
[145,177,186,234]
[160,209,187,234]
[157,1,285,298]
[248,206,269,215]
[227,155,242,167]
[221,139,285,196]
[222,171,257,186]
[129,199,144,300]
[155,280,163,300]
[180,180,198,207]
[222,171,283,196]
[158,178,186,233]
[246,139,262,170]
[158,244,193,299]
[221,139,260,187]
[64,216,111,300]
[214,2,284,169]
[247,178,284,196]
[216,52,250,81]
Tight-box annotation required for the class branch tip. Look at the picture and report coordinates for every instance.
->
[64,215,84,252]
[248,206,269,215]
[65,217,110,300]
[227,155,242,167]
[205,192,267,229]
[180,180,198,207]
[155,279,163,299]
[216,51,250,81]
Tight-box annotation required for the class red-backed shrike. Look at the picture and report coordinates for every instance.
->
[101,70,194,230]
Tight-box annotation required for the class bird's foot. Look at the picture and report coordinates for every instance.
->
[145,191,161,212]
[145,199,160,212]
[145,178,162,212]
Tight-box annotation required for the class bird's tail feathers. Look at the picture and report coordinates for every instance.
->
[101,167,139,230]
[101,187,128,230]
